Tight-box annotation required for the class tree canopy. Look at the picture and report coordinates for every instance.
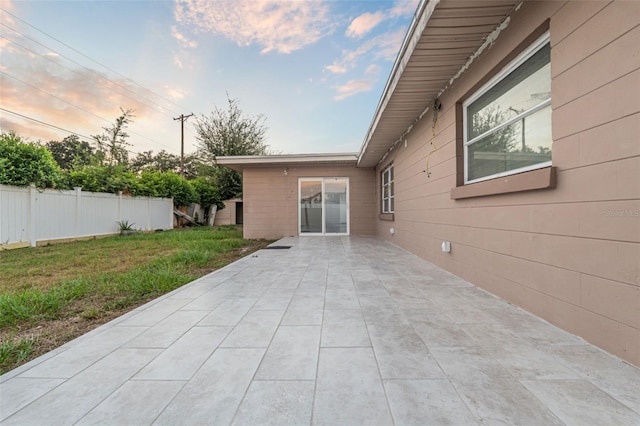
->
[46,135,95,170]
[195,96,270,199]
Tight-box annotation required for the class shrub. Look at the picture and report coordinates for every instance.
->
[0,132,64,188]
[139,171,197,207]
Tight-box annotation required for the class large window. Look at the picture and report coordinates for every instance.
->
[463,32,552,184]
[382,164,394,213]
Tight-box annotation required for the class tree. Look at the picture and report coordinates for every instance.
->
[46,135,95,170]
[93,108,135,166]
[191,176,223,221]
[195,96,269,200]
[0,132,64,188]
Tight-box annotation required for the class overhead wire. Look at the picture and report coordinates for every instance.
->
[0,107,145,158]
[0,25,183,121]
[0,7,191,114]
[1,70,178,152]
[0,34,182,123]
[0,11,200,152]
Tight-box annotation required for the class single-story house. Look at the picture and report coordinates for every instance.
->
[217,0,640,367]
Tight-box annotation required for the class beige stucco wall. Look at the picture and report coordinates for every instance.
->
[374,1,640,365]
[242,165,376,239]
[213,199,239,226]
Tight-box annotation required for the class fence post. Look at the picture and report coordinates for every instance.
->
[74,187,82,238]
[147,197,151,230]
[29,184,37,247]
[118,191,122,223]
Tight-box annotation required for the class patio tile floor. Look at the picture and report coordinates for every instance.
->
[1,236,639,425]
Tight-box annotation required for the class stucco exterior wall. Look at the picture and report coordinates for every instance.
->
[242,165,376,239]
[213,199,239,226]
[374,1,640,365]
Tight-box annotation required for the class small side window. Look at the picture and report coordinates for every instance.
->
[382,164,394,213]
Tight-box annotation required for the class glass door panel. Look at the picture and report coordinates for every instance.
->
[324,179,347,234]
[300,180,322,234]
[299,178,349,235]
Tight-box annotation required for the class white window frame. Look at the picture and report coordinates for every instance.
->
[463,31,551,184]
[381,164,394,213]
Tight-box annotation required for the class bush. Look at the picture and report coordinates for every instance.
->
[0,133,65,188]
[67,165,140,194]
[191,177,223,211]
[139,171,197,207]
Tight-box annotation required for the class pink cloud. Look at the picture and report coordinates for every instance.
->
[333,79,374,101]
[346,11,384,38]
[325,27,405,75]
[174,0,335,54]
[390,0,420,17]
[171,25,197,49]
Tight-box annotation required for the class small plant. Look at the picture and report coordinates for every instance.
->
[116,220,136,235]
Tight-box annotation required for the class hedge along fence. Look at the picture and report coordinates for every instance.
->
[0,184,173,249]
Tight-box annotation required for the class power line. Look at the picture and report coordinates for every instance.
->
[0,7,191,115]
[0,35,182,123]
[0,107,93,142]
[0,26,182,121]
[0,70,178,152]
[0,107,148,158]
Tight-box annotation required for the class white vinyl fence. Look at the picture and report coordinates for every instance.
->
[0,185,173,248]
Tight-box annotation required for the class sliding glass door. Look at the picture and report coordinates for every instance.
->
[299,178,349,235]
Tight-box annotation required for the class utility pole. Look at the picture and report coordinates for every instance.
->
[174,113,194,177]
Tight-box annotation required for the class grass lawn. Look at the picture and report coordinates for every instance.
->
[0,226,270,374]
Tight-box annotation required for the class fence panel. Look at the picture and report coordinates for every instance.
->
[35,189,76,241]
[0,186,30,245]
[0,185,173,248]
[79,192,120,236]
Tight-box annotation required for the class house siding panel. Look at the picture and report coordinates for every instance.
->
[242,165,375,240]
[374,1,640,365]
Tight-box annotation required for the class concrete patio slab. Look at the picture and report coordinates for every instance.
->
[1,236,639,425]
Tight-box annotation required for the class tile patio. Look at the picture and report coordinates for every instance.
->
[1,236,639,425]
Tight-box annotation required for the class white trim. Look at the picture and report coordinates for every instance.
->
[216,153,358,166]
[463,31,551,184]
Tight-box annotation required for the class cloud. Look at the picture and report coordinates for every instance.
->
[0,50,159,145]
[325,64,347,74]
[346,11,384,38]
[333,79,375,101]
[325,27,405,75]
[173,0,334,54]
[171,25,197,48]
[365,63,381,75]
[390,0,420,17]
[162,85,186,100]
[172,54,183,69]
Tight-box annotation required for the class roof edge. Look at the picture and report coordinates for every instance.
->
[216,153,359,169]
[357,0,440,167]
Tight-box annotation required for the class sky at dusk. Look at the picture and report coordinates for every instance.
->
[0,0,419,157]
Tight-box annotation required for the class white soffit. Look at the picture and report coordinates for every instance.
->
[216,153,359,171]
[357,0,520,168]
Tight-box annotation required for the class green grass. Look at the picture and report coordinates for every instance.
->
[0,226,270,374]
